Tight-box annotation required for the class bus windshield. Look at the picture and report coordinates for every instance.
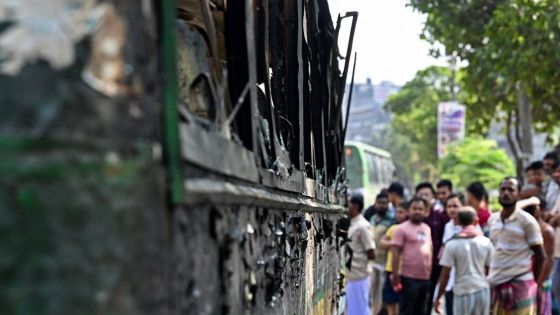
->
[345,146,363,189]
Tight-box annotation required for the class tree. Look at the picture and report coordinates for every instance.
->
[409,0,560,178]
[438,137,515,191]
[383,66,454,183]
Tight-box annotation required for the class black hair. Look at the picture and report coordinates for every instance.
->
[524,205,537,217]
[436,179,453,191]
[388,182,405,198]
[540,195,548,211]
[458,209,476,226]
[415,182,436,195]
[376,192,389,200]
[349,194,364,212]
[445,192,465,207]
[525,161,544,172]
[399,201,410,210]
[501,176,522,191]
[409,196,428,209]
[544,151,560,163]
[466,181,488,202]
[524,195,547,217]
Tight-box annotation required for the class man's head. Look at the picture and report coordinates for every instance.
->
[436,179,453,203]
[387,182,405,205]
[552,162,560,185]
[395,204,408,223]
[375,192,389,216]
[525,161,545,185]
[498,177,521,208]
[466,181,487,209]
[348,194,364,218]
[415,182,436,204]
[457,206,478,227]
[408,197,428,224]
[445,193,464,221]
[543,152,559,175]
[523,196,546,220]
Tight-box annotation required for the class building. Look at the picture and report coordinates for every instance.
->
[344,78,400,143]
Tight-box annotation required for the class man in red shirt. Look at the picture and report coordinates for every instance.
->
[466,181,491,229]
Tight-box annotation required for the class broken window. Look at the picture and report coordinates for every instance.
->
[174,0,356,191]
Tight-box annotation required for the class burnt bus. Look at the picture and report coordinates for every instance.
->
[0,0,356,314]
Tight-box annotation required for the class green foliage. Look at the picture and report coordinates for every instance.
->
[438,137,515,191]
[381,65,518,187]
[409,0,560,142]
[383,66,461,183]
[0,136,154,315]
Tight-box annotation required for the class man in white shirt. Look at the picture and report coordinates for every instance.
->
[435,207,493,315]
[544,152,560,213]
[345,195,376,315]
[440,194,482,315]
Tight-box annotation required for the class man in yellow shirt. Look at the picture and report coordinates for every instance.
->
[379,204,408,315]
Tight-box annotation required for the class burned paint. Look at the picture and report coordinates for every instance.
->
[0,0,102,75]
[1,0,356,314]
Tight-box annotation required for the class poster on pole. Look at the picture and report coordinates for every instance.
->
[437,102,466,158]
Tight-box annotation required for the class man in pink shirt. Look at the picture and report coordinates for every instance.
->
[391,197,433,315]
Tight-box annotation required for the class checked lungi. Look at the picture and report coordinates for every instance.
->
[492,278,537,315]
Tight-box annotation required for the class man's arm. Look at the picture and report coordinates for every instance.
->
[537,229,554,287]
[359,227,376,261]
[549,213,560,227]
[379,235,392,249]
[485,241,494,276]
[390,226,405,288]
[531,244,546,283]
[517,196,540,209]
[548,196,560,224]
[548,200,560,226]
[520,187,542,199]
[391,246,402,287]
[434,267,451,314]
[526,215,546,282]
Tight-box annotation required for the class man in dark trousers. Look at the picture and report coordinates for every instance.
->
[416,182,449,313]
[391,197,433,315]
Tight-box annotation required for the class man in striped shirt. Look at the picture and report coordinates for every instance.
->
[488,177,546,314]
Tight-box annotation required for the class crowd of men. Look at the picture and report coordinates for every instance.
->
[345,151,560,315]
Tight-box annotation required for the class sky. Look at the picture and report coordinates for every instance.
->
[328,0,447,86]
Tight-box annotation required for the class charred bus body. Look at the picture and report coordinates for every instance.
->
[173,1,357,313]
[0,0,356,314]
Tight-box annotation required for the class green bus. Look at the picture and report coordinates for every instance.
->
[344,141,396,207]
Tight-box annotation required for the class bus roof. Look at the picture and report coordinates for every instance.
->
[345,141,392,158]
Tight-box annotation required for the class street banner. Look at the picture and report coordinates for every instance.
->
[437,101,466,158]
